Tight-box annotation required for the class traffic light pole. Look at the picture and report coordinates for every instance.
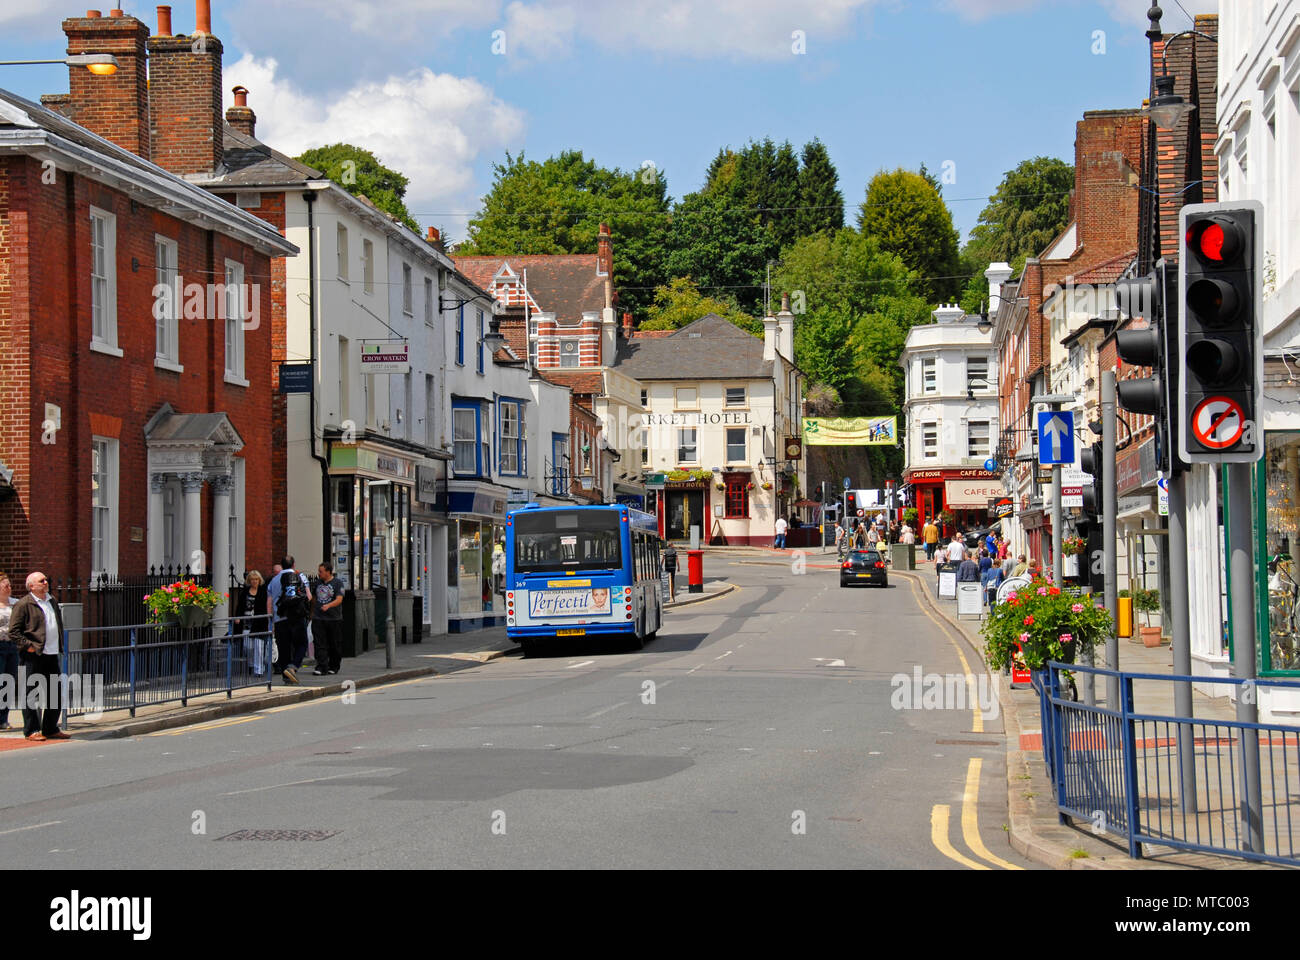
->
[1227,462,1264,852]
[1101,371,1119,710]
[1167,472,1197,814]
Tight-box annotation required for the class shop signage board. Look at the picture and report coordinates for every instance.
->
[1158,475,1169,516]
[1061,485,1084,508]
[360,341,410,375]
[645,473,666,490]
[956,582,983,619]
[278,362,312,394]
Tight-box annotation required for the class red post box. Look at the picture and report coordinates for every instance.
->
[687,550,704,594]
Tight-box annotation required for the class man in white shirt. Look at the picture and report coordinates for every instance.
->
[774,516,788,550]
[946,535,966,564]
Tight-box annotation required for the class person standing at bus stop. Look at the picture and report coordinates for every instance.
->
[662,542,678,598]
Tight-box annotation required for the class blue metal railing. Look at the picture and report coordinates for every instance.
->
[55,617,275,724]
[1035,661,1300,865]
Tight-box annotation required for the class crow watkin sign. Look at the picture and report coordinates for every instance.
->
[360,341,410,374]
[802,416,897,446]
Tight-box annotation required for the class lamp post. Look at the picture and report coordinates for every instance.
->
[0,54,119,75]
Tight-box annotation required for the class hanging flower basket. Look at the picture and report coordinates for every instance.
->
[746,482,756,490]
[1061,535,1086,556]
[981,578,1112,671]
[760,481,773,490]
[144,580,226,626]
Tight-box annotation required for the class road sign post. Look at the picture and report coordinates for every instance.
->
[1102,370,1119,711]
[1035,395,1078,698]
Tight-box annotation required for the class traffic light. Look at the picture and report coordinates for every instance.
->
[1077,442,1102,534]
[1178,201,1263,463]
[1114,261,1175,472]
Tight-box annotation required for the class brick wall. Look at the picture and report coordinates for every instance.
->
[49,12,151,160]
[147,33,224,177]
[0,157,274,579]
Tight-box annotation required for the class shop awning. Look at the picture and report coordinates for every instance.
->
[944,479,1006,509]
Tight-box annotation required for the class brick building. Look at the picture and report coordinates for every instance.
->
[990,109,1144,563]
[0,8,296,612]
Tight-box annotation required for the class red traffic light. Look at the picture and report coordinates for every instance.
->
[1186,216,1243,264]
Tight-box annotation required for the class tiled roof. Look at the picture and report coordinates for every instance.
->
[1069,250,1136,285]
[614,314,772,381]
[454,255,606,321]
[199,125,323,187]
[631,329,674,339]
[540,369,604,397]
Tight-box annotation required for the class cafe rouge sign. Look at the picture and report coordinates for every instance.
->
[644,412,753,425]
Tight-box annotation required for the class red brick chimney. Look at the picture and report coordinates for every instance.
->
[43,10,151,158]
[147,0,224,176]
[621,311,634,339]
[225,84,255,137]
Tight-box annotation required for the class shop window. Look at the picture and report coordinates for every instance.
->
[453,402,482,475]
[725,475,749,519]
[1263,433,1300,673]
[499,400,525,476]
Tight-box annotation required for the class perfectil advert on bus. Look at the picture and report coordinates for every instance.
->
[528,588,612,618]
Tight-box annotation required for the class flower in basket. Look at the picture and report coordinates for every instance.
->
[746,481,755,490]
[1061,535,1086,556]
[982,576,1113,672]
[760,481,773,490]
[143,579,224,624]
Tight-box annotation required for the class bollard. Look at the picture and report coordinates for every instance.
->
[687,549,704,594]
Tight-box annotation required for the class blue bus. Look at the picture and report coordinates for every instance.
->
[505,503,664,656]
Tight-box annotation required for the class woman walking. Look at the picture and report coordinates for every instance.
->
[232,570,270,677]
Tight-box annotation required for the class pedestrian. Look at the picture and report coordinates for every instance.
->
[900,522,915,545]
[269,556,310,685]
[0,573,15,730]
[957,549,981,582]
[8,572,69,741]
[946,534,966,564]
[232,570,269,677]
[922,518,940,562]
[774,515,788,550]
[662,541,678,596]
[491,540,506,595]
[1012,554,1029,577]
[312,562,345,676]
[853,521,868,550]
[984,557,1002,608]
[866,523,879,548]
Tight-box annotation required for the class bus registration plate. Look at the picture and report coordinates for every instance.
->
[556,628,586,636]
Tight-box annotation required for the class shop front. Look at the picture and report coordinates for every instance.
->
[444,479,509,632]
[327,443,422,655]
[662,481,710,542]
[1255,433,1300,696]
[904,468,1000,537]
[412,462,451,637]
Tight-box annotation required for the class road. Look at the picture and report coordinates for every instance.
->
[0,554,1038,869]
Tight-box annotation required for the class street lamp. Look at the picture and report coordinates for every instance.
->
[0,54,119,75]
[1143,30,1218,132]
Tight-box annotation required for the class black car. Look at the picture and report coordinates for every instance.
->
[840,550,888,587]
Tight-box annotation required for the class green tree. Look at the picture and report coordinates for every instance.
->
[794,306,858,396]
[459,150,671,316]
[638,277,761,336]
[796,138,844,238]
[964,156,1074,273]
[297,143,420,232]
[856,168,961,303]
[662,190,777,314]
[771,229,930,324]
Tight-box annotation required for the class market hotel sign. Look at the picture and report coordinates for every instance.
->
[644,412,754,425]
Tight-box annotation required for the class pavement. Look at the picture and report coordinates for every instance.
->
[0,580,740,744]
[878,551,1286,870]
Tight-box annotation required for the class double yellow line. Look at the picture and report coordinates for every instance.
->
[931,757,1022,870]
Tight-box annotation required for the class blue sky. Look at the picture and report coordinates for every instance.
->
[0,0,1211,245]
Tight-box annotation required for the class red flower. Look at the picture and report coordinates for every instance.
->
[1049,587,1061,596]
[1023,615,1035,626]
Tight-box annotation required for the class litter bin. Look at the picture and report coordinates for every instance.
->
[687,549,704,594]
[890,543,915,571]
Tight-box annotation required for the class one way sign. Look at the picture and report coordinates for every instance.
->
[1037,411,1075,465]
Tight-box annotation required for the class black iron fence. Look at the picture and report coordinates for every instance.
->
[17,565,243,639]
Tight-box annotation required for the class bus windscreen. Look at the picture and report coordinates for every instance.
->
[513,510,623,573]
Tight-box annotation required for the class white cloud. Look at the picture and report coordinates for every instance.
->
[225,54,527,235]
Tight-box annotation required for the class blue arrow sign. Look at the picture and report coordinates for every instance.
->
[1037,411,1075,465]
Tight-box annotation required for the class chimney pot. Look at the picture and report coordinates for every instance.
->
[86,9,102,17]
[196,0,211,33]
[232,84,248,107]
[110,8,125,16]
[427,227,440,242]
[156,5,172,34]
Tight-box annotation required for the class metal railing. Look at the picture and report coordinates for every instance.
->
[17,566,241,634]
[56,616,274,723]
[1034,662,1300,865]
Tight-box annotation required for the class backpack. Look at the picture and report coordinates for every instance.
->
[276,570,309,620]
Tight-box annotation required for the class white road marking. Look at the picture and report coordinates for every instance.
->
[0,820,62,837]
[713,650,733,661]
[832,629,857,635]
[584,702,628,719]
[812,658,847,667]
[220,770,379,796]
[567,660,595,669]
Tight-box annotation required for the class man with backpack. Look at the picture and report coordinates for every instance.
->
[269,555,310,684]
